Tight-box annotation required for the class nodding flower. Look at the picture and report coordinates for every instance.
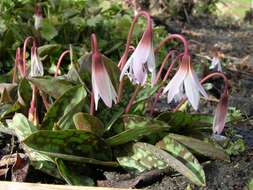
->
[213,90,228,134]
[30,44,44,77]
[119,11,156,86]
[200,72,229,135]
[91,34,117,110]
[156,34,208,111]
[34,3,43,30]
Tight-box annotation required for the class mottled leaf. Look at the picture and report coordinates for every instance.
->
[41,85,86,130]
[168,133,230,161]
[73,112,104,136]
[106,117,169,146]
[28,76,74,99]
[156,112,213,132]
[157,135,206,186]
[23,130,112,161]
[7,113,37,141]
[18,78,32,106]
[116,143,168,174]
[56,159,94,186]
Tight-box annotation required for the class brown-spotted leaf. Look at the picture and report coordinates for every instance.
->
[41,85,86,130]
[156,135,206,186]
[23,130,112,161]
[73,112,104,136]
[168,133,230,161]
[29,76,74,99]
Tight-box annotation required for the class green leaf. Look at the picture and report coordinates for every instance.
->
[28,76,74,99]
[41,19,58,41]
[23,130,112,161]
[0,103,20,121]
[157,135,206,186]
[106,116,170,146]
[41,85,86,130]
[31,160,62,179]
[18,78,32,106]
[156,112,213,132]
[116,142,168,174]
[38,44,61,57]
[168,133,230,161]
[7,113,37,141]
[56,159,94,186]
[73,112,104,137]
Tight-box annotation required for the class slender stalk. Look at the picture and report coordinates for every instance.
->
[125,85,142,114]
[28,85,38,125]
[54,50,70,77]
[23,36,35,76]
[117,11,152,102]
[150,53,183,115]
[155,34,189,55]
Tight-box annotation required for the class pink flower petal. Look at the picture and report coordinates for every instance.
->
[92,53,117,109]
[213,93,228,134]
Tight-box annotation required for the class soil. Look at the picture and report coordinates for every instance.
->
[0,16,253,189]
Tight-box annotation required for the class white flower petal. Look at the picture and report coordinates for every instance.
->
[184,73,200,110]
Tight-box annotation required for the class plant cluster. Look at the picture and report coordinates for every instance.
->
[0,1,233,187]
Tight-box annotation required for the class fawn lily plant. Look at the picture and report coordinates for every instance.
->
[119,11,156,86]
[91,34,117,111]
[155,34,208,111]
[200,72,229,135]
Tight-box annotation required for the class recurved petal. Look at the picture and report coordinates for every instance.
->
[163,62,187,94]
[213,93,228,134]
[120,54,133,81]
[184,72,200,110]
[189,68,208,98]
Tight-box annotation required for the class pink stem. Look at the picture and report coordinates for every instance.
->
[155,50,176,84]
[125,85,141,114]
[54,50,70,77]
[23,36,35,76]
[150,53,183,115]
[117,11,152,102]
[155,34,189,55]
[118,11,152,70]
[91,33,99,53]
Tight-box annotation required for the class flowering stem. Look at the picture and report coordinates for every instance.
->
[118,11,152,70]
[155,50,175,84]
[54,50,70,77]
[91,33,99,53]
[117,11,152,102]
[23,36,35,76]
[155,34,189,55]
[150,53,183,115]
[173,72,229,112]
[125,85,142,114]
[28,85,38,125]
